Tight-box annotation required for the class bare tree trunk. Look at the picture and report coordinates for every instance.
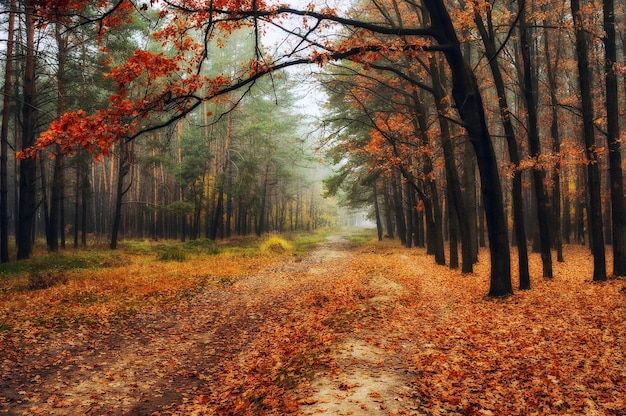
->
[411,93,444,263]
[473,8,530,288]
[46,23,69,252]
[256,163,270,237]
[373,183,383,241]
[543,20,564,263]
[110,142,131,249]
[463,141,478,262]
[17,0,38,260]
[81,160,90,247]
[391,170,407,247]
[383,181,394,239]
[404,182,414,248]
[1,0,16,262]
[431,57,473,273]
[603,0,626,276]
[74,160,80,248]
[210,113,233,240]
[520,5,553,278]
[571,0,606,281]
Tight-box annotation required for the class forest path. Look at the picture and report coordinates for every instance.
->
[0,235,426,415]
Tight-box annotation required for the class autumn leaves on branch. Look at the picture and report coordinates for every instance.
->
[25,1,436,157]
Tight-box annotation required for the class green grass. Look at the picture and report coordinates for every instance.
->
[342,228,377,246]
[157,246,187,262]
[182,238,221,255]
[0,249,131,279]
[289,232,330,256]
[0,233,329,280]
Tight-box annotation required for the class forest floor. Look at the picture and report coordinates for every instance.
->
[1,235,626,415]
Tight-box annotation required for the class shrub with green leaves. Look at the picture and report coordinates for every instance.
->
[182,238,221,255]
[157,246,187,262]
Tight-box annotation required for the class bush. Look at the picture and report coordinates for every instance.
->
[28,269,68,290]
[182,238,221,255]
[260,236,293,254]
[157,246,187,262]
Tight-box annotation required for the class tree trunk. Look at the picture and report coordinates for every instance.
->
[47,157,65,252]
[0,0,16,262]
[225,164,233,238]
[571,0,606,281]
[426,0,512,296]
[543,20,564,263]
[373,183,383,241]
[211,187,224,240]
[256,163,270,237]
[411,92,444,263]
[17,0,38,260]
[81,162,90,247]
[520,6,553,278]
[110,142,131,249]
[463,141,478,262]
[47,23,70,252]
[474,9,529,288]
[211,113,233,240]
[431,57,473,273]
[391,170,407,246]
[413,200,422,247]
[603,0,626,276]
[447,184,459,269]
[404,182,414,248]
[383,181,394,239]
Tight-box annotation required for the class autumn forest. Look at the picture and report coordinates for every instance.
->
[1,0,626,414]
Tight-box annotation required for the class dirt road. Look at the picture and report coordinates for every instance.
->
[1,236,425,415]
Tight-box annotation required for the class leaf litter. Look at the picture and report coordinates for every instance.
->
[1,237,625,415]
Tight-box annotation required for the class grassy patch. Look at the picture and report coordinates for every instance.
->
[342,228,377,246]
[157,246,187,262]
[183,238,221,255]
[289,232,329,256]
[0,235,302,339]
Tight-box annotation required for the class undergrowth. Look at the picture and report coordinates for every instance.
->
[0,233,328,338]
[342,227,377,246]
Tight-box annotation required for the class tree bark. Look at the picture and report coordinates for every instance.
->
[431,57,473,273]
[404,182,414,248]
[210,113,233,240]
[1,0,16,262]
[110,142,131,249]
[391,170,407,247]
[373,183,383,241]
[571,0,606,281]
[426,0,512,296]
[411,93,444,263]
[46,23,70,252]
[543,19,564,263]
[519,5,553,278]
[473,7,530,288]
[256,163,270,237]
[17,0,38,260]
[383,181,394,239]
[603,0,626,276]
